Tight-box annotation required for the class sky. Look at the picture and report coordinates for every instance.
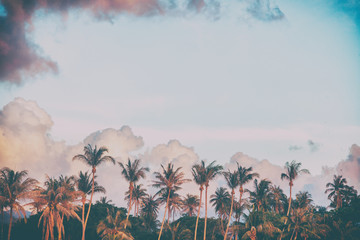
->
[0,0,360,214]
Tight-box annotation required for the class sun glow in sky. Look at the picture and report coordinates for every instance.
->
[0,0,359,208]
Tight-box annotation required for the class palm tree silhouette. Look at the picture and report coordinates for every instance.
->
[237,164,258,207]
[223,170,239,240]
[125,183,148,216]
[325,175,348,209]
[36,176,80,240]
[281,160,309,219]
[202,161,223,240]
[152,163,189,240]
[248,179,271,212]
[191,161,206,240]
[118,158,149,229]
[210,187,231,234]
[0,167,38,240]
[76,170,105,237]
[97,209,133,240]
[181,194,200,217]
[73,144,115,240]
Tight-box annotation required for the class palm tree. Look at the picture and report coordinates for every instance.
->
[0,167,38,240]
[97,209,133,240]
[76,171,106,239]
[191,161,206,240]
[202,161,223,240]
[125,184,148,216]
[248,179,271,212]
[237,164,259,207]
[281,160,310,219]
[269,185,287,214]
[36,176,80,240]
[141,195,160,232]
[0,180,7,240]
[325,175,347,209]
[165,221,192,240]
[152,163,190,240]
[73,144,115,240]
[210,187,231,234]
[181,194,200,217]
[118,158,149,229]
[96,196,114,206]
[294,191,313,210]
[223,170,239,240]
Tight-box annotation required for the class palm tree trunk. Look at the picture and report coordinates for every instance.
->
[285,183,292,224]
[7,206,13,240]
[167,205,171,225]
[204,186,208,240]
[81,198,86,240]
[58,213,64,240]
[194,187,203,240]
[1,207,4,240]
[125,183,133,230]
[336,190,341,209]
[82,169,96,240]
[239,186,243,206]
[224,190,234,240]
[220,215,224,235]
[158,189,171,240]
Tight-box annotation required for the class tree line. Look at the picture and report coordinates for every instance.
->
[0,144,359,240]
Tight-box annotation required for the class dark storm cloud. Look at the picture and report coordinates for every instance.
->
[0,0,287,84]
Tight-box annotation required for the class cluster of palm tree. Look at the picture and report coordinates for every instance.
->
[0,144,359,240]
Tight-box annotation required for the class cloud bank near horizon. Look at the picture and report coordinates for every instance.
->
[0,98,359,209]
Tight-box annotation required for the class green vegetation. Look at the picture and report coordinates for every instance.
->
[0,145,359,240]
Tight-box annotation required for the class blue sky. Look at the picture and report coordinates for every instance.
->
[0,0,359,206]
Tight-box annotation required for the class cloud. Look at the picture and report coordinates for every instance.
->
[289,145,302,151]
[246,0,284,21]
[0,0,287,84]
[336,144,360,189]
[307,139,320,152]
[0,98,69,179]
[0,98,359,210]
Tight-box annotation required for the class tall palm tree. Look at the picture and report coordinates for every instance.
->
[281,160,310,219]
[76,171,106,239]
[73,144,115,240]
[125,184,148,216]
[325,175,347,209]
[223,170,239,240]
[237,164,259,207]
[248,179,271,212]
[97,209,133,240]
[191,161,206,240]
[118,158,149,229]
[36,176,80,240]
[210,187,231,234]
[152,163,190,240]
[202,161,223,240]
[0,167,38,240]
[181,194,200,217]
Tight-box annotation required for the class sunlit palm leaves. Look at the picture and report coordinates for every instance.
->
[97,209,133,240]
[36,175,80,240]
[73,144,115,240]
[152,163,189,240]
